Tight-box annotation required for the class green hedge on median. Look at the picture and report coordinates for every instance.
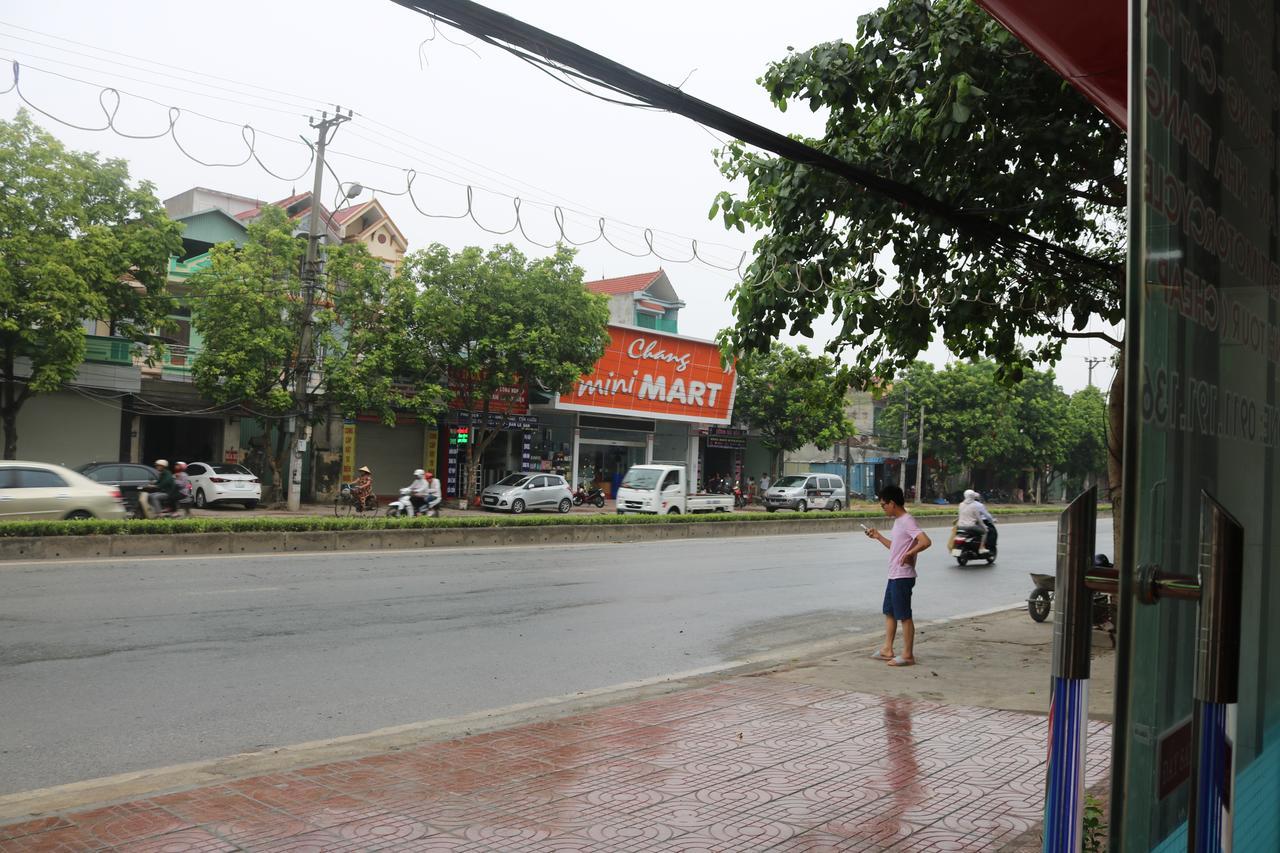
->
[0,504,1085,538]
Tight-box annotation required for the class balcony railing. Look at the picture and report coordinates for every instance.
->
[83,335,135,366]
[136,344,198,379]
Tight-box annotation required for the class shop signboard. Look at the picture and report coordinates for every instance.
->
[451,411,540,430]
[700,425,747,449]
[556,326,737,425]
[446,371,529,415]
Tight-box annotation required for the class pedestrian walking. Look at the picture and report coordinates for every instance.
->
[864,484,931,667]
[760,472,771,492]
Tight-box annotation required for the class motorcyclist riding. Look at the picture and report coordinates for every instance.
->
[957,489,997,552]
[408,468,442,516]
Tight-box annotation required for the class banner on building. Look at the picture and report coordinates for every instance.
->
[424,430,438,475]
[555,326,737,425]
[341,420,356,484]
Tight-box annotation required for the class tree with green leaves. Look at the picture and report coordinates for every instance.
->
[881,361,1020,487]
[191,206,443,501]
[711,0,1125,498]
[1007,368,1070,503]
[731,343,853,476]
[880,359,1075,501]
[0,110,183,458]
[405,244,610,505]
[1061,385,1109,492]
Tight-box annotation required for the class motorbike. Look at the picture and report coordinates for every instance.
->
[1026,570,1117,646]
[573,485,606,507]
[952,520,996,565]
[137,484,191,519]
[386,487,441,518]
[733,482,747,508]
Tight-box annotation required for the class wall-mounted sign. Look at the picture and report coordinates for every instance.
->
[555,326,737,425]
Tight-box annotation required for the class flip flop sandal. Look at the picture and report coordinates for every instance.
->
[870,651,893,661]
[887,656,915,667]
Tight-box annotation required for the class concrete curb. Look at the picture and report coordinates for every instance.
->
[0,511,1105,562]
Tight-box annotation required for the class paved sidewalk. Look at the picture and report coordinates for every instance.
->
[0,607,1114,851]
[0,680,1109,851]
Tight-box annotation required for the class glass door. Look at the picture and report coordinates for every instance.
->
[1117,0,1280,848]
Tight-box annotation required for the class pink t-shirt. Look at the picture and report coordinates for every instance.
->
[887,513,923,579]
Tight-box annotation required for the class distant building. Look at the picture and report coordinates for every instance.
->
[584,269,684,332]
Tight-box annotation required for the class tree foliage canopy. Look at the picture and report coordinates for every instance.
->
[880,360,1106,494]
[403,243,611,500]
[407,244,611,409]
[190,205,303,417]
[733,344,853,459]
[0,110,182,457]
[190,207,450,498]
[712,0,1125,381]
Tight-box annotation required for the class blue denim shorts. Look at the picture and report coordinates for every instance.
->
[882,578,916,621]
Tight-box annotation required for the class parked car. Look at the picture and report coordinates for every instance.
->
[481,472,573,514]
[184,462,261,509]
[77,462,158,513]
[0,461,127,520]
[763,474,847,512]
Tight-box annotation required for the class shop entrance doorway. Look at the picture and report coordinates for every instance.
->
[578,440,645,498]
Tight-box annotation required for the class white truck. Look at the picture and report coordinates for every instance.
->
[615,464,735,515]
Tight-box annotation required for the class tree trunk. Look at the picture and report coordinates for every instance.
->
[466,425,503,507]
[2,407,15,460]
[269,422,288,504]
[2,354,26,460]
[1106,351,1126,561]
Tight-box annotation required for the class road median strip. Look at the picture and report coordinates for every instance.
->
[0,507,1105,561]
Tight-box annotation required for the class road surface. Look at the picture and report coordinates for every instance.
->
[0,518,1109,793]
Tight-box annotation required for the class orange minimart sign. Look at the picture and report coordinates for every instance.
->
[555,326,737,424]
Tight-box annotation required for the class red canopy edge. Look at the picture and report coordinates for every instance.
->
[974,0,1127,130]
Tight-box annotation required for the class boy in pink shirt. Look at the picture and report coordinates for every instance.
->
[864,484,931,666]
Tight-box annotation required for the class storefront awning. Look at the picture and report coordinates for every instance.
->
[975,0,1127,129]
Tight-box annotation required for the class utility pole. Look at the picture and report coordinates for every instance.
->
[287,107,351,512]
[1084,356,1106,388]
[844,436,852,499]
[914,405,925,504]
[898,388,910,490]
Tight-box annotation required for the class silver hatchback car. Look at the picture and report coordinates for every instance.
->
[481,472,573,514]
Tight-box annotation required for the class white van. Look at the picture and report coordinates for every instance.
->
[763,473,847,512]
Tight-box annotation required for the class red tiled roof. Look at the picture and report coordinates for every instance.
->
[332,200,372,225]
[235,192,336,229]
[585,271,662,295]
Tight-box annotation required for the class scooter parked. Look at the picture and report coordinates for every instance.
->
[573,485,606,507]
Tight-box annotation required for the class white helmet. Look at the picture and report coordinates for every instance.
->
[414,468,425,477]
[964,489,980,501]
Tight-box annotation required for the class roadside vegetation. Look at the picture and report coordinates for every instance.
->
[0,504,1093,538]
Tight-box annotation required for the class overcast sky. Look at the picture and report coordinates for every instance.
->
[1,0,1117,393]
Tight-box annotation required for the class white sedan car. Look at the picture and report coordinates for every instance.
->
[185,462,261,509]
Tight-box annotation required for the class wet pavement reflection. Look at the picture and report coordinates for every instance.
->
[0,679,1111,851]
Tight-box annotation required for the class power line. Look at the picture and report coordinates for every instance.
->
[0,18,751,259]
[392,0,1121,281]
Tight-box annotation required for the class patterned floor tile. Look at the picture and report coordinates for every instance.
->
[105,828,238,852]
[0,824,105,852]
[0,817,74,842]
[66,803,192,848]
[0,682,1113,853]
